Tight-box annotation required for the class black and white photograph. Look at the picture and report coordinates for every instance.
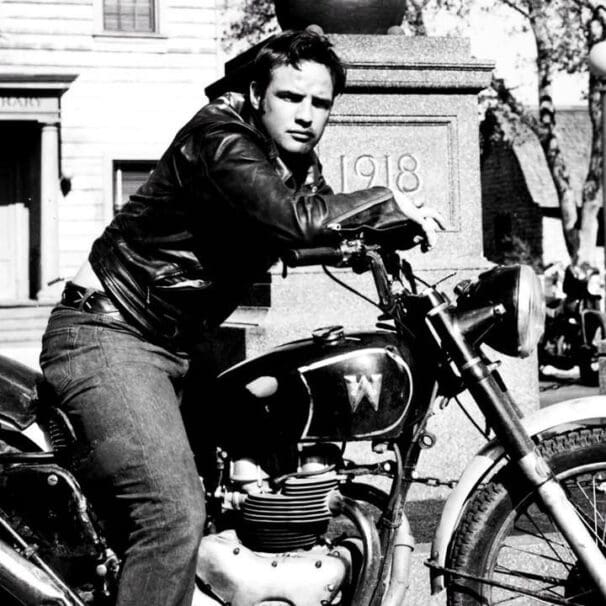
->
[1,1,606,604]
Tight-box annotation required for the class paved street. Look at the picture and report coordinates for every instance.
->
[539,376,599,408]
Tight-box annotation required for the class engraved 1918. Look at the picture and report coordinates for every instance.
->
[339,153,421,194]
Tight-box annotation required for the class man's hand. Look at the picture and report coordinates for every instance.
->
[392,191,445,251]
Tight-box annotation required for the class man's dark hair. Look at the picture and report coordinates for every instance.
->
[251,30,346,99]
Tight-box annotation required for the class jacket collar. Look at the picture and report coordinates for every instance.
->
[217,92,322,190]
[273,156,323,191]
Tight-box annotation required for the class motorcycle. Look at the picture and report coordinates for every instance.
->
[539,263,606,385]
[2,219,606,605]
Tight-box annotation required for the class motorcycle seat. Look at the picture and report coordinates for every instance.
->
[0,354,42,430]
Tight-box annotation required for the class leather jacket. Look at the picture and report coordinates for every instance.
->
[90,92,403,350]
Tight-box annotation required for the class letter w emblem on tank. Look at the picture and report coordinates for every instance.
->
[344,374,383,412]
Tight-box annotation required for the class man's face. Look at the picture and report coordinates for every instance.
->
[250,61,334,156]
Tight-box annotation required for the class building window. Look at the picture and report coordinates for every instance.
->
[103,0,156,34]
[113,160,155,213]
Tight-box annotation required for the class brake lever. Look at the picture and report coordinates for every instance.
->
[414,234,431,253]
[400,258,417,294]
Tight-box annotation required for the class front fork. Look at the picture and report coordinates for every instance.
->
[425,290,606,599]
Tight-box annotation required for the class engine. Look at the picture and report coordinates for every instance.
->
[193,328,416,605]
[195,445,356,606]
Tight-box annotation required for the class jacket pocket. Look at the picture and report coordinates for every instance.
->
[151,266,212,292]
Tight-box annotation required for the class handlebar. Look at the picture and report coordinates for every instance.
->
[284,219,427,268]
[282,246,346,268]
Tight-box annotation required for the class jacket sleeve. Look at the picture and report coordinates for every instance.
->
[180,125,404,249]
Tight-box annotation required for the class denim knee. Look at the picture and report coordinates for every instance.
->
[178,490,206,547]
[161,483,206,555]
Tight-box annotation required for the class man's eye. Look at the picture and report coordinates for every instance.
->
[313,99,332,110]
[279,93,302,102]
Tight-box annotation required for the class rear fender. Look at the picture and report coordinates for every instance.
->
[429,396,606,594]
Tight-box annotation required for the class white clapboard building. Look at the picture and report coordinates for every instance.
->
[0,0,228,352]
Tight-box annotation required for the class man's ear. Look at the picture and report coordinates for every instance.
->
[249,82,261,111]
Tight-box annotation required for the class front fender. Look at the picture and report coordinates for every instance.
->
[429,396,606,594]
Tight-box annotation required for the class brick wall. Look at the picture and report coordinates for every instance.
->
[481,143,543,270]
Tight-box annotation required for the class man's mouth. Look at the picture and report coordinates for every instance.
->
[289,131,314,142]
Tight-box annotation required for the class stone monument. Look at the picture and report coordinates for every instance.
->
[206,32,494,333]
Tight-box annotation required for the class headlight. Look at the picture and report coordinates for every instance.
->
[457,265,545,358]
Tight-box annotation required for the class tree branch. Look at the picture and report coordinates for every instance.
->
[499,0,530,19]
[490,76,541,137]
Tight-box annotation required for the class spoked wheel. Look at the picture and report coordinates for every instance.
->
[447,428,606,605]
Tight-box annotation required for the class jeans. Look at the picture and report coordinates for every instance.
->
[40,305,205,606]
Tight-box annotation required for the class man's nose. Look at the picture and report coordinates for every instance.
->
[295,101,312,125]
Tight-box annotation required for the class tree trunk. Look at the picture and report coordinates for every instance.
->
[529,2,580,257]
[577,2,606,269]
[577,76,603,269]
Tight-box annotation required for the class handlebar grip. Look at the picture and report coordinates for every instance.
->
[283,247,344,267]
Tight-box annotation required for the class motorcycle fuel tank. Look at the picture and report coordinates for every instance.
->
[215,328,414,442]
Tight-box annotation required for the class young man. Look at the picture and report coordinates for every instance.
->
[40,30,442,606]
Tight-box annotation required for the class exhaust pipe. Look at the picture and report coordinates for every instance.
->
[0,537,83,605]
[329,492,382,606]
[381,513,415,606]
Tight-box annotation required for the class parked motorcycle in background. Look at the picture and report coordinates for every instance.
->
[540,263,606,385]
[4,219,606,604]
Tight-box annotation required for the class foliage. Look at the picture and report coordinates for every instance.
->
[401,0,467,35]
[478,78,538,157]
[495,235,542,272]
[223,0,278,50]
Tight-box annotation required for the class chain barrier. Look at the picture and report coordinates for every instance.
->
[408,475,458,489]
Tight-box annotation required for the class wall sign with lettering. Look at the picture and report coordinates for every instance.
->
[0,95,59,121]
[339,153,421,194]
[318,117,458,230]
[1,97,41,109]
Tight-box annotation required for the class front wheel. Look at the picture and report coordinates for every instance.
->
[447,427,606,605]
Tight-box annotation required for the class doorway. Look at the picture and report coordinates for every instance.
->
[0,122,40,301]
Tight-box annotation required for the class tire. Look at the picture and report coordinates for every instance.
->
[447,427,606,605]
